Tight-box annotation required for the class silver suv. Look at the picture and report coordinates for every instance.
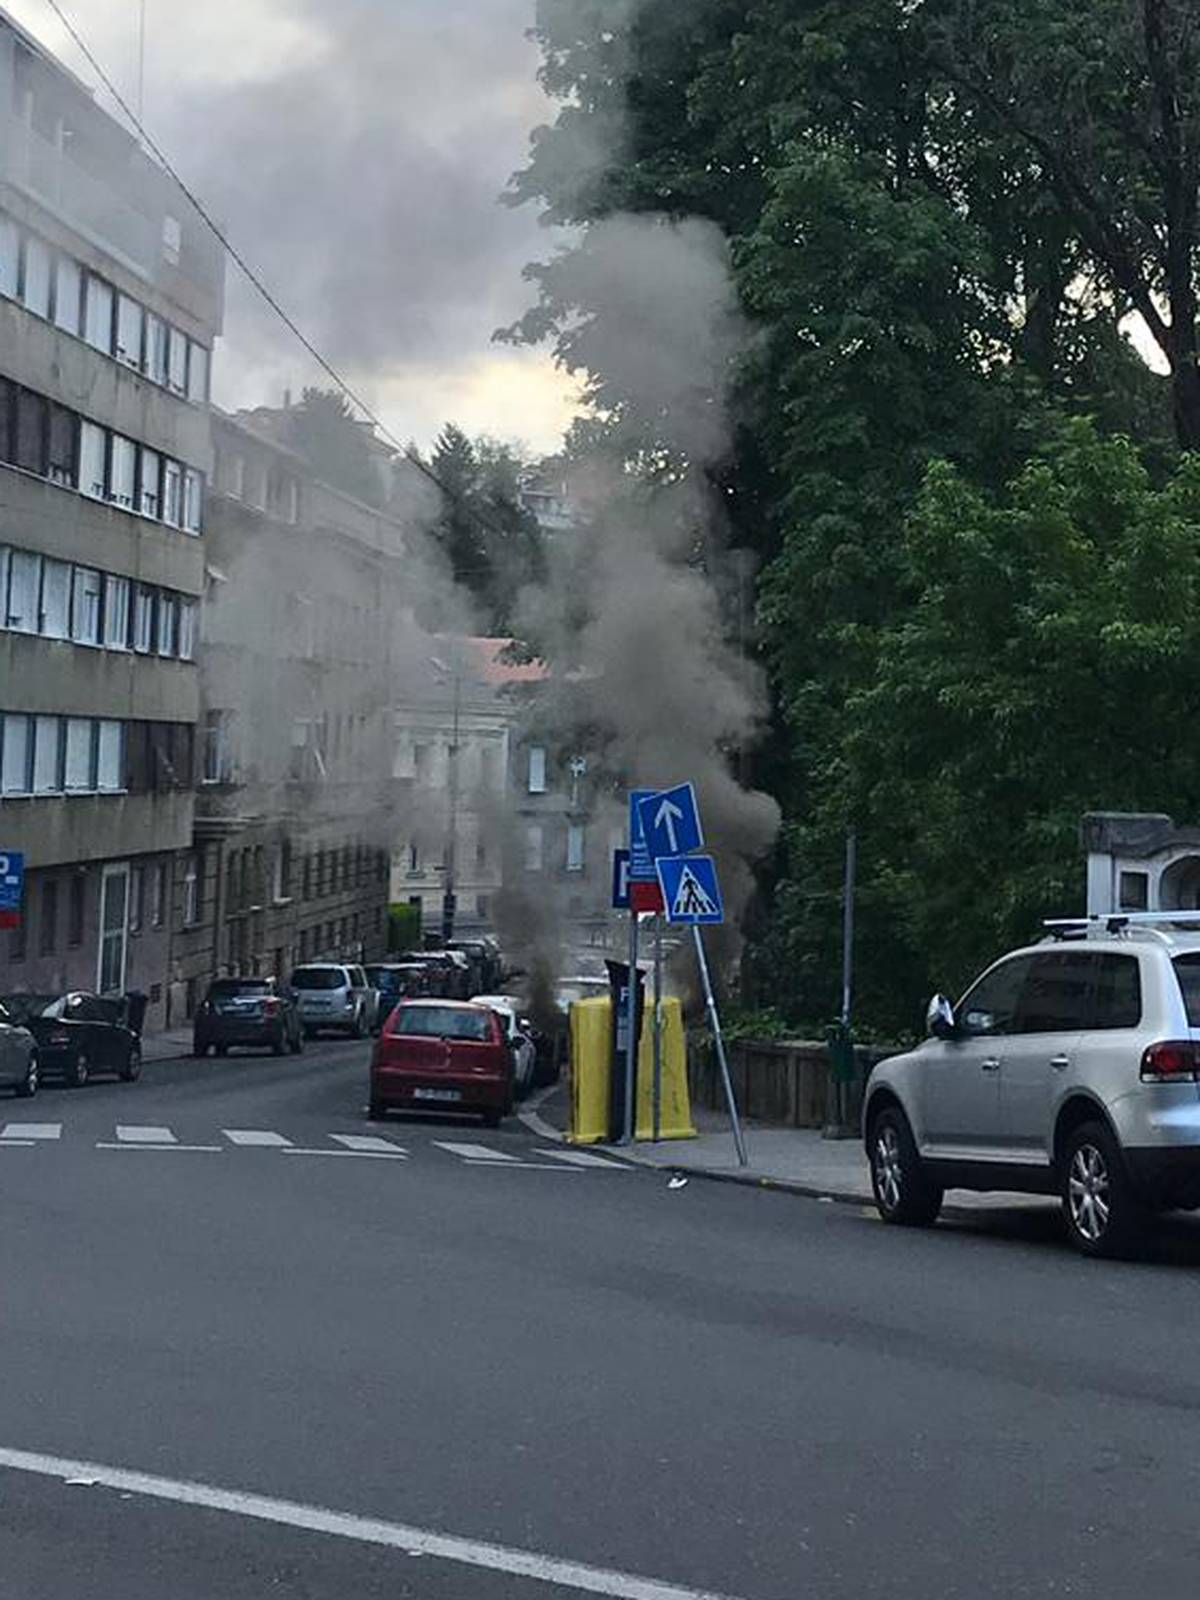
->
[863,914,1200,1255]
[290,964,377,1039]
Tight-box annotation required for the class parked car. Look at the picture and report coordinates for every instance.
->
[0,1000,39,1098]
[290,964,376,1038]
[470,994,537,1096]
[395,951,469,1000]
[448,938,503,991]
[193,977,303,1057]
[0,991,140,1087]
[863,913,1200,1256]
[369,1000,514,1126]
[364,963,431,1030]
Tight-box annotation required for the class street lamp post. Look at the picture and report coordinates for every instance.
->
[429,654,462,945]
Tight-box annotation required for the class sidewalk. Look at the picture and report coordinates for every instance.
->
[522,1089,1056,1213]
[140,1027,194,1063]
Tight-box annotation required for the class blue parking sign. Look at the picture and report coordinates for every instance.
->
[0,851,24,912]
[628,789,658,882]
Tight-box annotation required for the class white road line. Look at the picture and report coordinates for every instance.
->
[222,1130,292,1147]
[1,1123,61,1141]
[280,1148,407,1161]
[433,1142,518,1162]
[0,1140,35,1148]
[329,1134,407,1155]
[541,1149,629,1170]
[96,1143,222,1153]
[116,1125,176,1144]
[0,1444,742,1600]
[463,1160,585,1172]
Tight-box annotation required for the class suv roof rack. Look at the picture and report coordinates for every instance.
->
[1044,911,1200,940]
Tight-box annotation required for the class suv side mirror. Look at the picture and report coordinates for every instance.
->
[926,994,957,1039]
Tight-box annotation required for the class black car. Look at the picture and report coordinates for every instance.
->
[0,992,141,1087]
[364,963,431,1030]
[193,977,304,1058]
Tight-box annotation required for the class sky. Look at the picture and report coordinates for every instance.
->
[6,0,583,454]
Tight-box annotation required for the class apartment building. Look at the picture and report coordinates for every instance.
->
[0,10,223,1023]
[166,409,418,1018]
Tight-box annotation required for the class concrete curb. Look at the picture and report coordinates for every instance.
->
[620,1155,872,1207]
[516,1083,568,1145]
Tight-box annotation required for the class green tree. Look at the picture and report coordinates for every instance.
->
[284,388,382,506]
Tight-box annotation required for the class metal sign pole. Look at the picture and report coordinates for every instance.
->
[692,925,747,1167]
[623,909,640,1144]
[652,914,663,1141]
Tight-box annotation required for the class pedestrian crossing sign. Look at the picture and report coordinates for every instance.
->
[655,854,724,925]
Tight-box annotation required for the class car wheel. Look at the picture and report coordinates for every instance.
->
[193,1038,210,1059]
[1061,1121,1143,1258]
[120,1046,142,1083]
[215,1044,229,1058]
[869,1105,943,1226]
[15,1052,38,1099]
[353,1008,367,1040]
[290,1028,303,1055]
[68,1051,90,1089]
[368,1098,386,1121]
[271,1031,287,1057]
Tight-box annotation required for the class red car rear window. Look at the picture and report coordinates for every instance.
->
[390,1005,493,1041]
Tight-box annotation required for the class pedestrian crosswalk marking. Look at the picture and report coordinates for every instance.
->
[117,1125,176,1144]
[330,1134,407,1154]
[223,1130,291,1147]
[432,1141,518,1163]
[1,1122,61,1141]
[542,1148,628,1169]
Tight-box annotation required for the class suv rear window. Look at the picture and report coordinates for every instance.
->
[290,968,346,990]
[1091,954,1142,1029]
[1173,954,1200,1025]
[391,1005,492,1041]
[208,979,270,997]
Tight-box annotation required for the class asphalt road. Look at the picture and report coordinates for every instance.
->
[4,1038,1200,1599]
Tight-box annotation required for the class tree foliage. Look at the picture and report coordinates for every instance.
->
[284,387,383,507]
[511,0,1196,1032]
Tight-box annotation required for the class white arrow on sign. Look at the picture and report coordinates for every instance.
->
[654,797,685,853]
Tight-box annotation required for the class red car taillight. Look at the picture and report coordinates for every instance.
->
[1140,1041,1200,1082]
[263,998,280,1016]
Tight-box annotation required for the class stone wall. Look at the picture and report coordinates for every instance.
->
[688,1036,895,1134]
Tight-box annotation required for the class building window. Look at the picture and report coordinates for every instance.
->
[21,235,52,318]
[150,862,166,927]
[145,312,168,385]
[182,855,200,927]
[566,823,585,873]
[163,459,182,527]
[133,587,155,654]
[64,718,95,790]
[109,435,136,509]
[6,549,39,632]
[1,714,31,795]
[167,326,188,395]
[0,213,19,296]
[139,448,160,519]
[84,275,114,353]
[33,716,61,793]
[54,255,81,335]
[70,567,102,645]
[40,558,71,639]
[157,594,178,658]
[528,746,547,794]
[178,601,196,661]
[203,710,234,784]
[68,873,85,946]
[104,575,131,649]
[525,824,544,873]
[183,469,203,534]
[115,295,143,369]
[128,864,144,933]
[187,343,209,404]
[97,721,124,791]
[39,879,58,954]
[47,405,76,486]
[15,387,47,473]
[79,421,106,499]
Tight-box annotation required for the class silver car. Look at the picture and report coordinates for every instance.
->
[290,963,376,1039]
[0,1000,39,1097]
[863,914,1200,1255]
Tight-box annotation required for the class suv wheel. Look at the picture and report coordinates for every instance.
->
[1061,1121,1143,1258]
[120,1046,141,1083]
[69,1050,90,1089]
[869,1106,943,1227]
[16,1052,38,1099]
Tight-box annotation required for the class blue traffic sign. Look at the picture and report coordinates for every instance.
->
[0,851,24,912]
[656,854,724,925]
[637,783,703,863]
[611,848,631,909]
[628,789,658,882]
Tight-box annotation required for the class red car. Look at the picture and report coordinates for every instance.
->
[369,1000,514,1126]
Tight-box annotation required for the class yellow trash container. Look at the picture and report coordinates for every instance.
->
[568,995,697,1145]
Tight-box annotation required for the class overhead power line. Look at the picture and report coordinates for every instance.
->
[37,0,535,545]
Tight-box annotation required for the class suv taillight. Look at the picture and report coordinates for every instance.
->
[1140,1041,1200,1082]
[263,997,280,1016]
